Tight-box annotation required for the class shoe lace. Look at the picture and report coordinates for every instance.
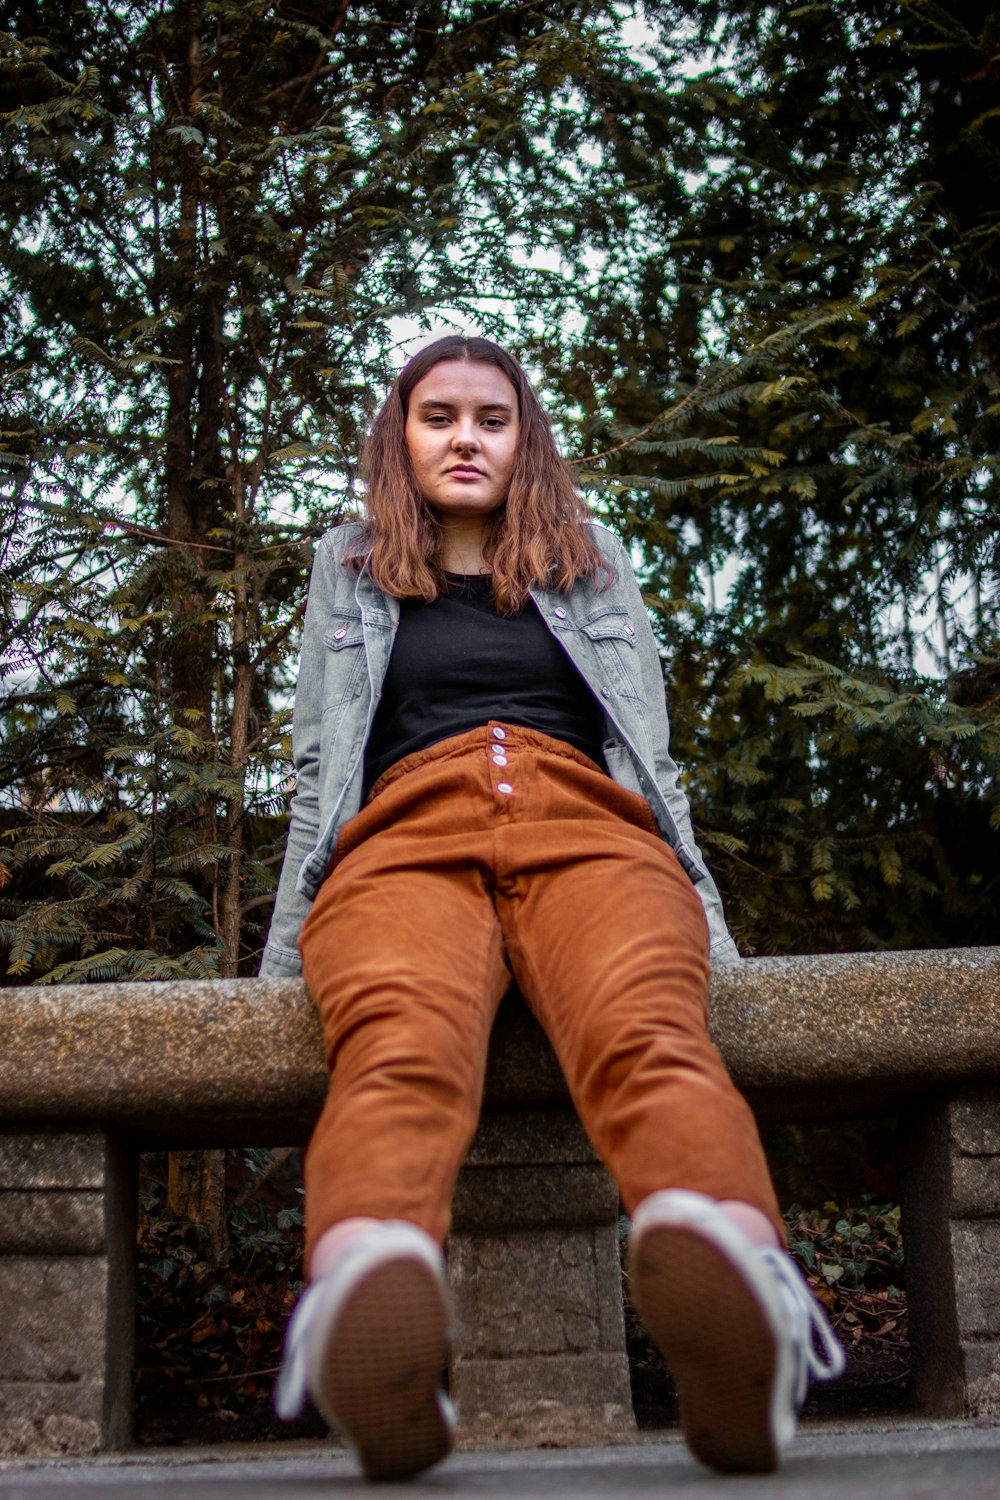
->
[274,1276,326,1420]
[759,1246,847,1398]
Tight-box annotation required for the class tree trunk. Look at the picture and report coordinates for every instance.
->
[166,1149,229,1259]
[160,15,232,1258]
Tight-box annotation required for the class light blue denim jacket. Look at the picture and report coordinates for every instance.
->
[259,520,741,977]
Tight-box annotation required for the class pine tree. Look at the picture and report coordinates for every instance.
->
[536,0,1000,952]
[4,1,996,983]
[0,0,630,981]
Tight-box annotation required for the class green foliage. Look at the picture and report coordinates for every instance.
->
[135,1149,315,1440]
[786,1198,908,1361]
[0,0,637,979]
[0,479,302,977]
[537,0,1000,952]
[2,1,998,974]
[786,1198,904,1294]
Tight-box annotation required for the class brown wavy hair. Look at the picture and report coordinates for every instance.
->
[349,335,612,611]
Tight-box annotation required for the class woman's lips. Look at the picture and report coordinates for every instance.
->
[446,466,484,478]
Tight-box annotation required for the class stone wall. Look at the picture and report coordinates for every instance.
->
[2,949,999,1455]
[900,1086,1000,1419]
[449,1110,633,1443]
[0,1129,134,1456]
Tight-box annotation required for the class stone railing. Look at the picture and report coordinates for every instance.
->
[1,946,999,1457]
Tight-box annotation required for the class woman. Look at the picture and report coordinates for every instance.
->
[261,336,843,1480]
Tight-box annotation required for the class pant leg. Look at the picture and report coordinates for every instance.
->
[299,788,509,1262]
[494,756,781,1233]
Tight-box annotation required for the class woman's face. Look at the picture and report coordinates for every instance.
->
[403,360,520,525]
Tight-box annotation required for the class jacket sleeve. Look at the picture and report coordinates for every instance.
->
[258,534,338,979]
[610,534,742,966]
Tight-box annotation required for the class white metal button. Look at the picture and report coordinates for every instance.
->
[553,607,567,619]
[492,726,507,740]
[333,627,348,640]
[492,754,508,766]
[497,783,513,795]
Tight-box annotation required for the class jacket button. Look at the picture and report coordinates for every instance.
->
[497,783,514,795]
[553,607,567,619]
[333,627,347,640]
[492,726,507,740]
[601,686,610,698]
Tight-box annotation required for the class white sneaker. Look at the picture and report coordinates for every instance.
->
[629,1190,845,1473]
[275,1220,455,1480]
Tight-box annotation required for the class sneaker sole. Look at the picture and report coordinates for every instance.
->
[629,1223,780,1473]
[313,1255,452,1482]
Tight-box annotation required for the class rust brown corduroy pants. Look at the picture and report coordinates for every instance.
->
[299,724,780,1266]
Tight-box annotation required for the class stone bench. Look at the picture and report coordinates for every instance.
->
[1,946,999,1456]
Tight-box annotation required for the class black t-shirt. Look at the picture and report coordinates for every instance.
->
[362,572,609,795]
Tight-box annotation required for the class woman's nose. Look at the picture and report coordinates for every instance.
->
[451,421,479,450]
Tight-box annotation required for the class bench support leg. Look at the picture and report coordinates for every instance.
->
[448,1110,635,1443]
[899,1086,1000,1417]
[0,1128,135,1457]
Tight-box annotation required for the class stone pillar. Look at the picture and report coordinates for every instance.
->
[898,1087,1000,1418]
[0,1129,136,1457]
[448,1109,635,1444]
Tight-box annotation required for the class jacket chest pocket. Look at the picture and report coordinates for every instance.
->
[322,617,367,710]
[579,610,643,703]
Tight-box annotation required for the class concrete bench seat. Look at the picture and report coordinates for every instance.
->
[1,947,999,1456]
